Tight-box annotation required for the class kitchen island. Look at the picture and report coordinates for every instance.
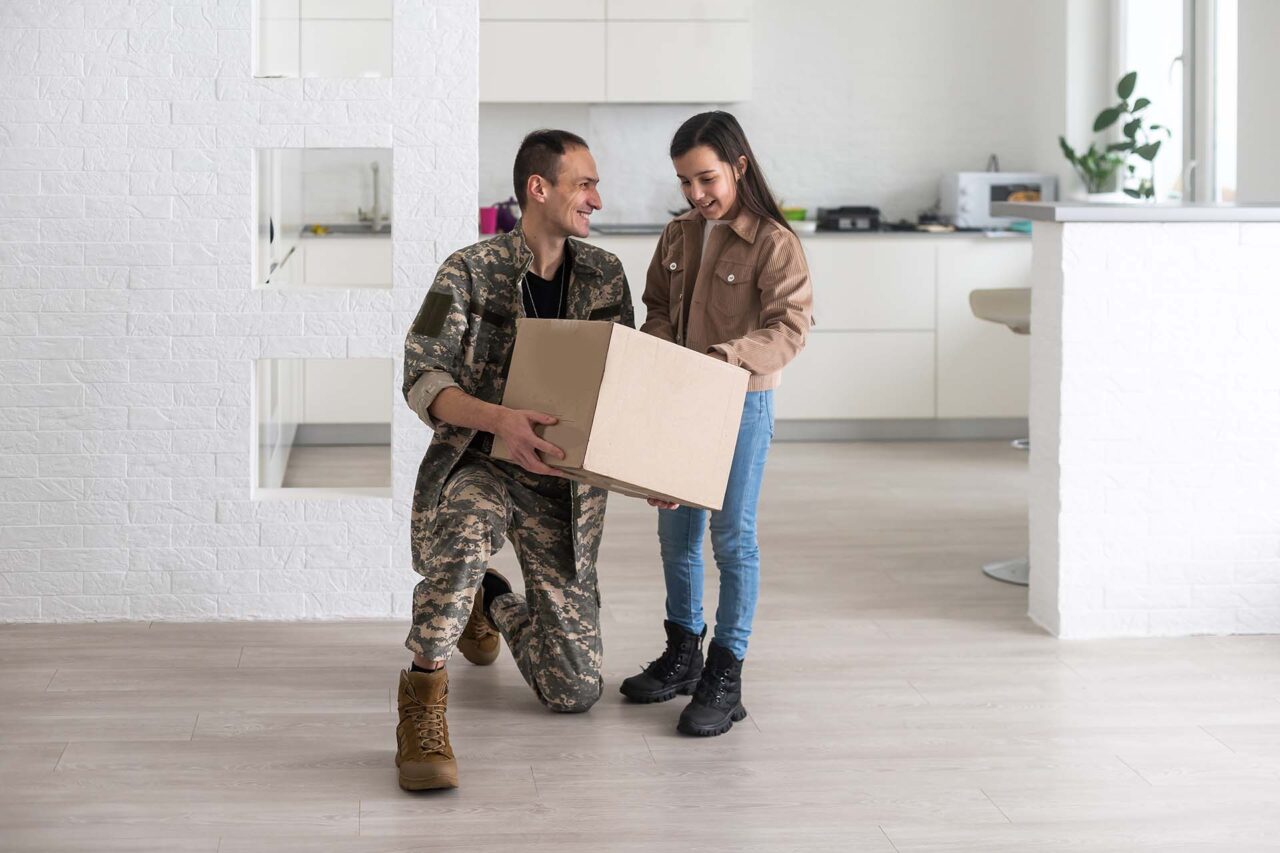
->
[993,202,1280,639]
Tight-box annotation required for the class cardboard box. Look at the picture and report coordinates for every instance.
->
[492,319,749,511]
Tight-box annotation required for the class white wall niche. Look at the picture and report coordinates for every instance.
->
[255,0,393,79]
[254,357,393,500]
[255,147,393,291]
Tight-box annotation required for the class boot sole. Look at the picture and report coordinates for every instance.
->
[618,676,700,704]
[398,771,459,791]
[456,638,500,666]
[677,704,748,737]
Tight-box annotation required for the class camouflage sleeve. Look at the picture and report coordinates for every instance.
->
[620,270,636,330]
[404,252,472,429]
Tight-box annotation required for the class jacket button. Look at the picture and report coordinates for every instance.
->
[669,262,677,271]
[726,274,735,282]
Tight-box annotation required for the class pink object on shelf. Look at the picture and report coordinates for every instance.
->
[479,206,498,234]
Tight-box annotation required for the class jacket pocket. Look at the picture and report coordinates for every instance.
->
[474,305,514,364]
[710,259,754,317]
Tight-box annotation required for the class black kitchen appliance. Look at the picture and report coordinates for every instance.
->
[816,206,881,232]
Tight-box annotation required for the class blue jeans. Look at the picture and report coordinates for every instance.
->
[657,390,774,660]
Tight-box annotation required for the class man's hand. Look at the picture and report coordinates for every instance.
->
[647,497,680,509]
[495,407,566,477]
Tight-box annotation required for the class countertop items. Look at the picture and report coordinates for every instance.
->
[301,223,393,239]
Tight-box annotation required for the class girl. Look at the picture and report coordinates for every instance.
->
[620,111,813,736]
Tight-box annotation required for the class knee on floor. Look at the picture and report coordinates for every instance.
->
[540,678,602,714]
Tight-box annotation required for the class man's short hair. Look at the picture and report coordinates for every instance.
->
[513,129,588,209]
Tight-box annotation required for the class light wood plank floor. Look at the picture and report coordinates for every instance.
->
[6,442,1280,852]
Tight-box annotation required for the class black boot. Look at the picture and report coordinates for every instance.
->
[619,621,705,703]
[677,640,746,737]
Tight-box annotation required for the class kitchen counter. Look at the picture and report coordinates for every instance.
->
[993,201,1280,222]
[299,224,392,239]
[589,226,1027,239]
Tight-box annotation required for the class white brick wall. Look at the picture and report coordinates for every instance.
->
[0,0,479,622]
[1028,220,1280,638]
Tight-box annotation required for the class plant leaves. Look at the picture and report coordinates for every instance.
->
[1124,188,1142,198]
[1123,119,1141,139]
[1058,136,1076,162]
[1118,71,1137,99]
[1093,107,1123,132]
[1133,97,1151,111]
[1136,141,1162,161]
[1107,141,1133,152]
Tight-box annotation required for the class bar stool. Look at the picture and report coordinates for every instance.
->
[968,287,1031,587]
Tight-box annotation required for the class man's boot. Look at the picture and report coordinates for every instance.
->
[619,620,705,703]
[456,569,510,666]
[676,640,747,737]
[395,667,458,790]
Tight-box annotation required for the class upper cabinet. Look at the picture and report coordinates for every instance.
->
[480,22,607,103]
[480,1,751,103]
[255,0,392,78]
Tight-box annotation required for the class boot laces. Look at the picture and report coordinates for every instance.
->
[462,611,497,642]
[410,700,448,754]
[644,635,695,680]
[696,664,732,707]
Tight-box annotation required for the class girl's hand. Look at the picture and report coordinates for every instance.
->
[647,497,680,509]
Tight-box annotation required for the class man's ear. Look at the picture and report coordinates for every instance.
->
[526,174,548,206]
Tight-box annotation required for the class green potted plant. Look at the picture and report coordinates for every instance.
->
[1059,71,1171,200]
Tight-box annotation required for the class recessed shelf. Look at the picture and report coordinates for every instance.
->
[255,148,392,291]
[253,357,393,499]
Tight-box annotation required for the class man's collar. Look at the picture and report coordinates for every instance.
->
[508,220,600,275]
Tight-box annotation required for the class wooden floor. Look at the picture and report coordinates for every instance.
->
[5,442,1280,852]
[282,445,390,488]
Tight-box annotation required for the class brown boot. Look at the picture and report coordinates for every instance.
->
[395,668,458,791]
[456,570,506,666]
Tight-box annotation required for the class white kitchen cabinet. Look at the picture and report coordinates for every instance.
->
[607,0,750,20]
[300,19,392,77]
[605,22,750,103]
[803,237,935,331]
[302,358,392,425]
[300,238,392,288]
[584,234,659,328]
[592,232,1031,423]
[774,332,936,420]
[480,21,606,102]
[935,239,1032,418]
[480,0,604,20]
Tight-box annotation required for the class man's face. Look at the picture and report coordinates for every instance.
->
[536,146,602,238]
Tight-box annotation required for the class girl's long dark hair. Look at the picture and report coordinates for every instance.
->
[669,111,791,233]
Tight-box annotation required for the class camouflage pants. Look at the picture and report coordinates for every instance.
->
[405,452,603,713]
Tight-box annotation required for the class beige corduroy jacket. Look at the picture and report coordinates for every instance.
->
[640,206,813,392]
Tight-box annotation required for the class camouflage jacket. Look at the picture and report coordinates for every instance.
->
[403,222,635,578]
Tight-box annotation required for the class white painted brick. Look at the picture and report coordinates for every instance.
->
[83,572,171,595]
[40,595,129,621]
[2,0,476,622]
[171,571,258,595]
[217,594,305,619]
[130,594,219,620]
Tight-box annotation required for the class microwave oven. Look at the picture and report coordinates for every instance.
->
[939,172,1057,229]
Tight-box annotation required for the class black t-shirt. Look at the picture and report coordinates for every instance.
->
[521,256,569,320]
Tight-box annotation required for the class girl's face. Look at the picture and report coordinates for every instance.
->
[673,145,747,221]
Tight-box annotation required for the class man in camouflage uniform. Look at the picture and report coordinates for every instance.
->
[395,130,634,791]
